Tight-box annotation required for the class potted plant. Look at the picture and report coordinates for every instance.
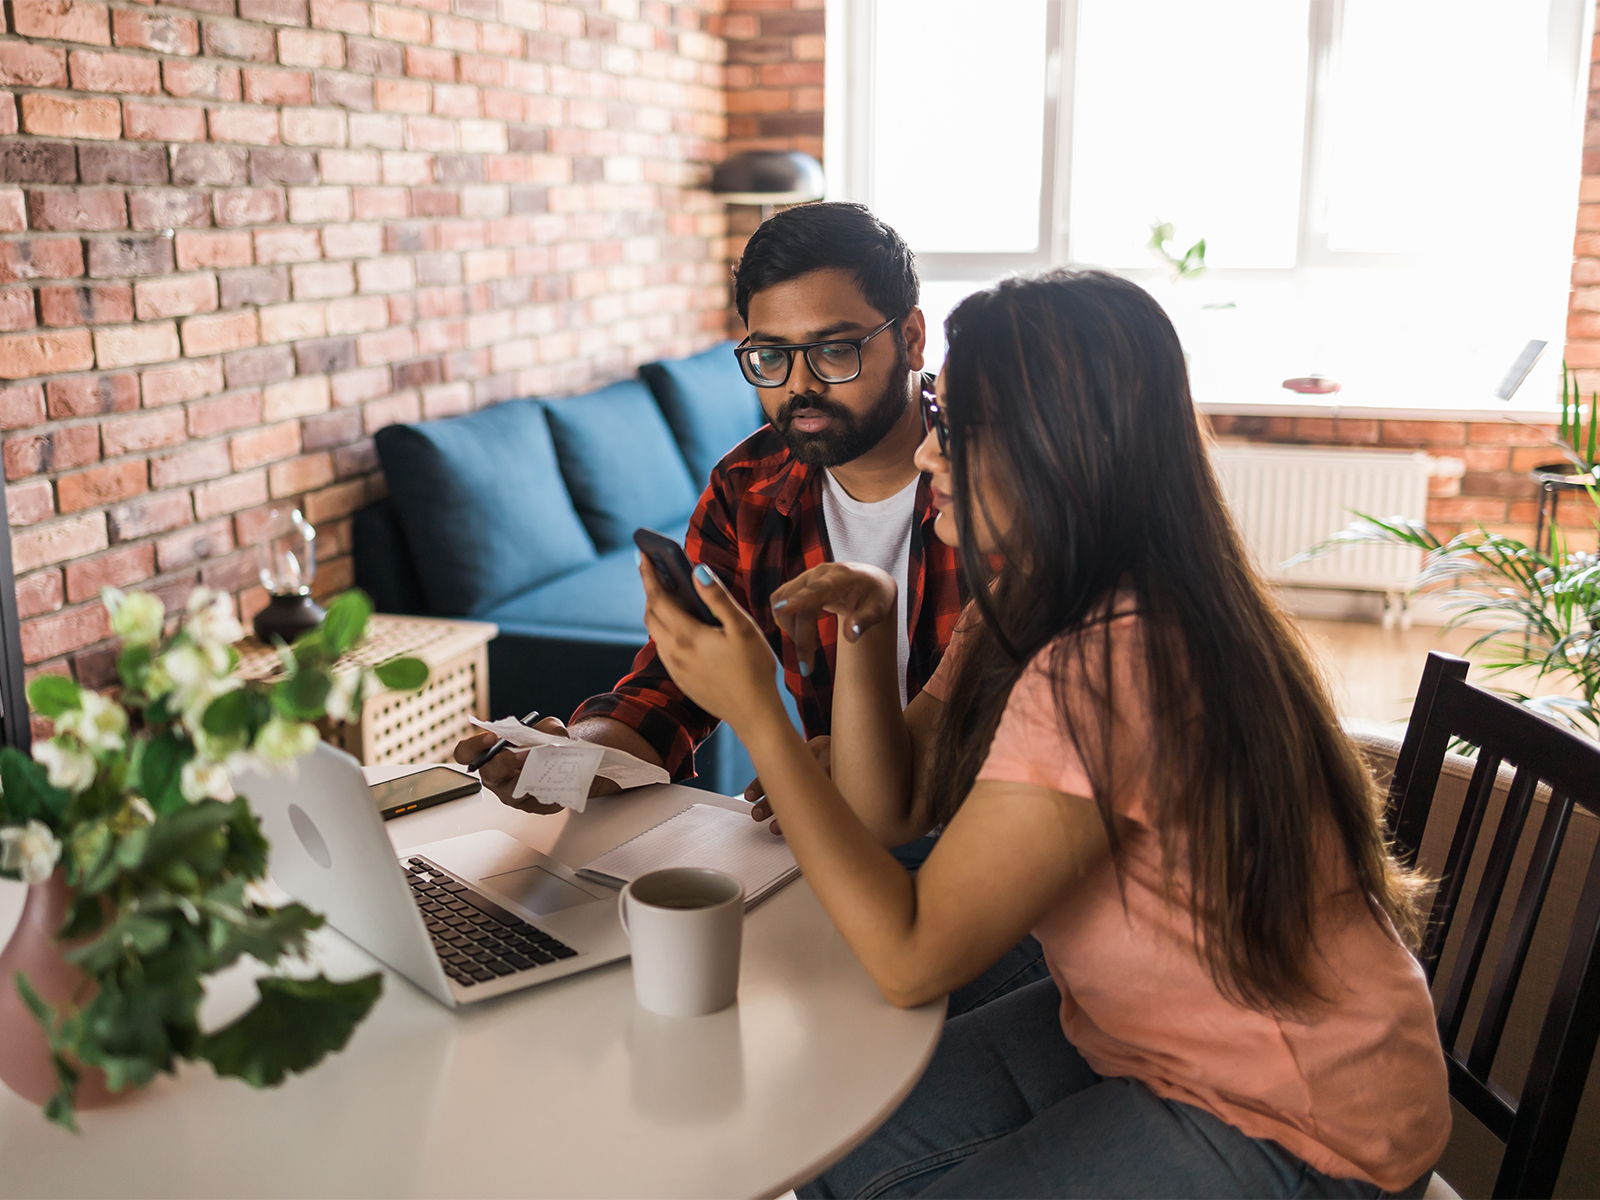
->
[1294,461,1597,739]
[0,586,428,1129]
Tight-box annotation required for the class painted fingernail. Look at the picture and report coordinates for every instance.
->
[693,563,715,586]
[772,598,789,611]
[798,660,811,677]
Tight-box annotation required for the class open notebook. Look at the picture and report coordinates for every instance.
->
[578,804,800,909]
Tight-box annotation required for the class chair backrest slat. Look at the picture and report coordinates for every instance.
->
[1496,843,1600,1199]
[1466,791,1575,1078]
[1437,763,1538,1047]
[1420,750,1501,982]
[1383,651,1600,1199]
[1445,1054,1517,1142]
[1388,653,1471,870]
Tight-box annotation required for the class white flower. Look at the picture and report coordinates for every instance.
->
[246,717,320,776]
[324,669,364,724]
[180,757,235,803]
[161,643,238,729]
[163,642,213,693]
[102,586,165,645]
[126,796,155,825]
[0,820,62,885]
[184,587,244,650]
[32,737,98,794]
[54,689,127,754]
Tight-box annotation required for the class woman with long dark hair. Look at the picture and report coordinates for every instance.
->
[640,269,1448,1197]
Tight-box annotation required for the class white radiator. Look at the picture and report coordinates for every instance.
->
[1209,443,1431,602]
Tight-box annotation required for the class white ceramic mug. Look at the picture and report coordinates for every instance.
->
[619,867,744,1017]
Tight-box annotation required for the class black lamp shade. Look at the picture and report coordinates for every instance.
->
[710,151,825,205]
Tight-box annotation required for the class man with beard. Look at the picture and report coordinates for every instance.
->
[456,205,1049,1012]
[460,202,960,809]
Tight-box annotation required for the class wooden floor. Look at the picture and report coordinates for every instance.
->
[1295,616,1571,726]
[1295,618,1474,726]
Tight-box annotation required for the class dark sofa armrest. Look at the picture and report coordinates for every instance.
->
[353,500,429,615]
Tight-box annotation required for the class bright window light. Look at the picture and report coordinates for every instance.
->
[1069,0,1310,269]
[1323,1,1552,253]
[870,0,1048,254]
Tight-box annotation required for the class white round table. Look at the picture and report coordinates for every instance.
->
[0,774,944,1199]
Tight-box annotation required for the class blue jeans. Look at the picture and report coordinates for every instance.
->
[798,977,1399,1199]
[889,835,1053,1017]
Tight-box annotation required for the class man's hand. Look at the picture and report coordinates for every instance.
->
[451,716,623,814]
[745,734,830,834]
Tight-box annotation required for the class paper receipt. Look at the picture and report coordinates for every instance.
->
[468,717,670,812]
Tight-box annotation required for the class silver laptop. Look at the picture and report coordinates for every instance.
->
[240,743,630,1008]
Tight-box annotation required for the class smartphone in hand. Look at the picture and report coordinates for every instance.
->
[633,528,722,626]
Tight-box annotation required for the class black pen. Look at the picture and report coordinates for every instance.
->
[466,710,542,774]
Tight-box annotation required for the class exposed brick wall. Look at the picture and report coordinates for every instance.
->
[719,0,818,161]
[715,0,820,315]
[0,0,730,688]
[1203,415,1593,551]
[1568,0,1600,389]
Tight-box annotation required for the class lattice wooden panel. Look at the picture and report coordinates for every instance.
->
[359,653,485,765]
[233,614,496,766]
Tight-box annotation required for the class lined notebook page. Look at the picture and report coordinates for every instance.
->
[579,804,799,908]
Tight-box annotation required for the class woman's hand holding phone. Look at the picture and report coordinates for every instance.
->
[639,554,782,729]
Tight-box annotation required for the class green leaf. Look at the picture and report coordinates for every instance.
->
[200,689,254,738]
[207,902,323,970]
[131,801,235,878]
[66,820,114,895]
[222,798,269,881]
[373,657,427,692]
[117,644,153,696]
[318,591,372,658]
[0,747,68,825]
[15,970,55,1033]
[271,668,331,720]
[41,1055,80,1133]
[27,674,82,719]
[58,893,108,942]
[200,973,382,1088]
[65,912,172,974]
[136,732,193,815]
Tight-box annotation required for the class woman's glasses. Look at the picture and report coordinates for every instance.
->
[733,317,899,388]
[920,386,949,456]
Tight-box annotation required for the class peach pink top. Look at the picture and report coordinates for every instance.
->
[923,610,1450,1190]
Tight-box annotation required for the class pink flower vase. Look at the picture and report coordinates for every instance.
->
[0,870,118,1110]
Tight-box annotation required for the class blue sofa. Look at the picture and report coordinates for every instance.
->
[353,342,786,795]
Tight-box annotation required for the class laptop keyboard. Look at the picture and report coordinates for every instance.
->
[403,855,579,988]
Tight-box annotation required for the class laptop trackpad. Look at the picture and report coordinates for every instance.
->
[481,864,601,915]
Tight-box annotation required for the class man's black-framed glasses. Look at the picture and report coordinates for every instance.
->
[734,316,899,388]
[920,385,949,456]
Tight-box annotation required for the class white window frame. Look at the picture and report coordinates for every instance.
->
[824,0,1593,420]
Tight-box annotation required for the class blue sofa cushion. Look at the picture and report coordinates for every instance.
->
[479,521,691,637]
[373,400,597,617]
[543,380,700,553]
[640,342,764,485]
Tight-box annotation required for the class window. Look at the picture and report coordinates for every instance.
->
[826,0,1591,413]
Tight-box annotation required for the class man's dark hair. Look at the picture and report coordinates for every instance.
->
[733,201,919,323]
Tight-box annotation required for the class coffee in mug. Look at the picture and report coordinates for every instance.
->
[619,868,743,1017]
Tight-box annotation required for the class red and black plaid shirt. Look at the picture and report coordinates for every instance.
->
[571,423,965,782]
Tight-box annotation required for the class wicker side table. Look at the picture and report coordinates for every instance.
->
[234,614,498,766]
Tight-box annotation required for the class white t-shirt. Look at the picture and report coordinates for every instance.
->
[820,470,920,708]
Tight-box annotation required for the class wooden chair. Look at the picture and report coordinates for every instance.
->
[1384,651,1600,1198]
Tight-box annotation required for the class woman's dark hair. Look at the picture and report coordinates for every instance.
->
[927,269,1424,1013]
[733,202,919,323]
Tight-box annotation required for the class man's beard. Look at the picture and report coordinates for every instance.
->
[774,344,913,468]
